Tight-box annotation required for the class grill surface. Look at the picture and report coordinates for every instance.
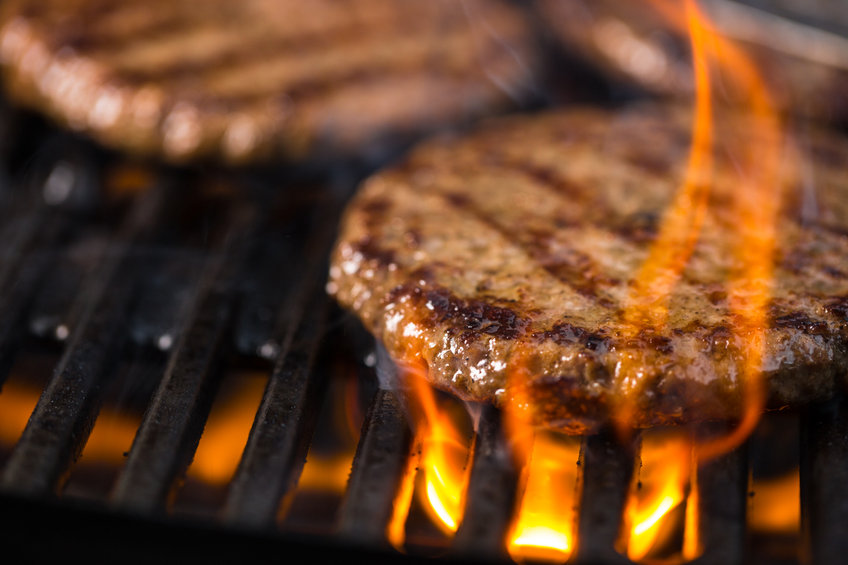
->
[0,105,844,565]
[0,3,847,563]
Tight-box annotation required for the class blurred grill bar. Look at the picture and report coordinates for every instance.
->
[801,396,848,565]
[337,388,412,546]
[222,204,337,528]
[0,177,173,495]
[111,198,265,513]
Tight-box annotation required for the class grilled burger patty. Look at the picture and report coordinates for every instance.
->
[328,105,848,432]
[0,0,537,164]
[535,0,848,123]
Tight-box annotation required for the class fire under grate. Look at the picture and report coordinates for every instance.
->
[0,108,844,565]
[2,0,848,559]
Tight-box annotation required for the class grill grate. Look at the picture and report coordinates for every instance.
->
[0,104,843,565]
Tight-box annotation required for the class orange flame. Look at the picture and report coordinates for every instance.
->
[614,0,783,557]
[387,354,472,546]
[506,432,580,563]
[622,431,698,562]
[503,346,580,563]
[615,0,783,449]
[387,438,421,551]
[615,0,717,436]
[407,362,471,535]
[622,0,714,333]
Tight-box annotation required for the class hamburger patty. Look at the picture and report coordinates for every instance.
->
[0,0,538,164]
[328,105,848,432]
[535,0,848,123]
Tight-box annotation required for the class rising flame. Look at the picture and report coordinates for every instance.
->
[503,345,580,563]
[506,432,580,563]
[612,0,783,559]
[622,430,699,562]
[405,360,471,536]
[380,0,785,557]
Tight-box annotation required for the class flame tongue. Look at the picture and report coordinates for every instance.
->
[623,430,697,562]
[390,358,472,545]
[614,0,783,454]
[507,432,580,563]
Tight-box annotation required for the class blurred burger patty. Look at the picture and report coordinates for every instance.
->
[0,0,539,164]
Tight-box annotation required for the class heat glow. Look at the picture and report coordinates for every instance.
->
[623,431,699,562]
[506,432,580,563]
[386,348,474,550]
[503,346,580,563]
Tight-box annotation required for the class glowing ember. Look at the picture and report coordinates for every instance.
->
[0,374,269,486]
[187,373,267,485]
[507,432,580,563]
[749,470,800,534]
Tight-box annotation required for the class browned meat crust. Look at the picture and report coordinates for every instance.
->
[535,0,848,123]
[328,104,848,432]
[0,0,538,164]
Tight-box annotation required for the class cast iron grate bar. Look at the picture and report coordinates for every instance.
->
[0,178,173,496]
[27,234,107,341]
[233,227,300,359]
[337,387,412,547]
[574,433,635,565]
[0,152,99,383]
[691,430,748,565]
[452,405,517,560]
[110,196,265,513]
[222,204,339,528]
[127,253,204,351]
[801,395,848,565]
[0,211,75,385]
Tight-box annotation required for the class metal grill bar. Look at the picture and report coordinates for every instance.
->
[801,396,848,565]
[0,179,172,496]
[110,200,263,513]
[337,388,412,546]
[128,255,201,350]
[453,405,517,560]
[221,287,330,527]
[693,452,748,564]
[574,433,635,565]
[27,235,106,340]
[233,232,299,358]
[0,212,73,384]
[692,434,748,565]
[222,208,338,528]
[0,151,96,382]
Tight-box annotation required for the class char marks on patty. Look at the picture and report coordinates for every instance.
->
[329,104,848,432]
